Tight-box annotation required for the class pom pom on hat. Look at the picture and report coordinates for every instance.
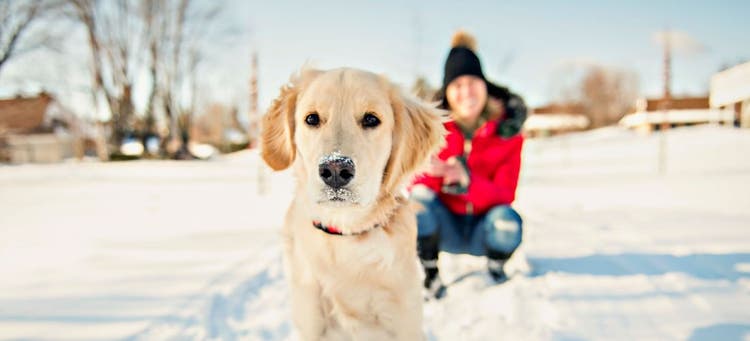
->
[451,30,477,52]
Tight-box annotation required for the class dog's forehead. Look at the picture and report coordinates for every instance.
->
[298,69,391,112]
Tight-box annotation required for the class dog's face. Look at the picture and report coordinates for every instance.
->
[262,68,443,218]
[293,70,395,207]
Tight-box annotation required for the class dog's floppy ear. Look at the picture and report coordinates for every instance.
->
[383,83,446,193]
[261,69,320,170]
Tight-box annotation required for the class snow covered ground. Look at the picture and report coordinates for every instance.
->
[1,125,749,340]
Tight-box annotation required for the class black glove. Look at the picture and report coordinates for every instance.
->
[496,94,527,138]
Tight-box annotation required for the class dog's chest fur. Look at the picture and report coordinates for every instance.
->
[283,198,420,334]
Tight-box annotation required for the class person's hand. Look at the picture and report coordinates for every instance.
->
[442,157,469,187]
[425,156,448,177]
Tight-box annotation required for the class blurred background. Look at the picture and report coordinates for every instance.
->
[0,1,749,340]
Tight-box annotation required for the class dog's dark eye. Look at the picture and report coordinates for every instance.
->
[305,112,320,127]
[361,112,380,128]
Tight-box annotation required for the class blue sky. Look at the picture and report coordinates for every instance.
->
[225,0,750,108]
[1,0,748,116]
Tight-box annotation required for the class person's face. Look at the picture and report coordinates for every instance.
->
[446,75,487,123]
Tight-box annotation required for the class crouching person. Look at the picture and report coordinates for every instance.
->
[411,30,527,299]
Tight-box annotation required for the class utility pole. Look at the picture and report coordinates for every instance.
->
[658,30,672,175]
[663,33,672,107]
[249,51,268,195]
[248,51,259,148]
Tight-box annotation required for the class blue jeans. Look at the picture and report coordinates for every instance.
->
[412,186,523,259]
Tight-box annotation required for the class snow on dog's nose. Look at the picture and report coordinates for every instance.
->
[318,153,355,189]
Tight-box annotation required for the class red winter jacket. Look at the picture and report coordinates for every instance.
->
[412,119,523,215]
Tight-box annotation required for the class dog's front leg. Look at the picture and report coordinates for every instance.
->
[289,254,327,340]
[389,298,424,341]
[329,297,416,341]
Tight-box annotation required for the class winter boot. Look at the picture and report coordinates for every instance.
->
[418,235,446,299]
[487,250,512,284]
[421,259,446,300]
[487,258,508,283]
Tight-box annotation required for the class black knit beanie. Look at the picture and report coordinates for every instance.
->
[443,46,485,90]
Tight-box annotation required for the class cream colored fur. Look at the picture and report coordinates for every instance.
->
[261,67,444,340]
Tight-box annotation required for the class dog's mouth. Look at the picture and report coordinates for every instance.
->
[318,187,359,205]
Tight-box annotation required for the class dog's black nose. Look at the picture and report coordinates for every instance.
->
[318,155,355,189]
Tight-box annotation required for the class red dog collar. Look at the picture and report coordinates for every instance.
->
[312,220,381,236]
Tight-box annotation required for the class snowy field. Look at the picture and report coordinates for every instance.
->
[1,125,749,340]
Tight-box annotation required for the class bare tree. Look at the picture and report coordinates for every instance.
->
[579,66,639,128]
[68,0,147,148]
[154,0,187,154]
[191,102,228,146]
[553,63,639,128]
[411,76,437,102]
[141,0,221,157]
[67,0,227,157]
[0,0,63,78]
[141,0,160,138]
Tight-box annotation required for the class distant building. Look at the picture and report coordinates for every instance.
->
[710,61,750,128]
[619,96,733,133]
[524,103,590,138]
[0,93,98,163]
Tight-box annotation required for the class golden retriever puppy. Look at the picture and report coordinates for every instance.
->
[261,67,444,340]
